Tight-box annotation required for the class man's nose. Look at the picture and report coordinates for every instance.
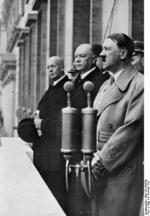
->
[99,50,105,57]
[99,51,106,60]
[48,67,53,72]
[75,56,80,62]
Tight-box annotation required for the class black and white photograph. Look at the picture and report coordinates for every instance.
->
[0,0,146,215]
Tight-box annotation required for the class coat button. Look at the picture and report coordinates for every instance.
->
[108,123,113,128]
[110,152,114,158]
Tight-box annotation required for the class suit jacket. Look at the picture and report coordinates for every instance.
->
[33,75,69,173]
[71,67,109,109]
[92,65,144,216]
[32,75,70,213]
[66,67,109,216]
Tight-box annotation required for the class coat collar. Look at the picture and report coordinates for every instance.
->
[96,85,122,116]
[80,67,96,79]
[115,65,137,92]
[96,64,137,116]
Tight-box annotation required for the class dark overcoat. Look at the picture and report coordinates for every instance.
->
[34,76,69,174]
[92,65,144,216]
[19,75,70,213]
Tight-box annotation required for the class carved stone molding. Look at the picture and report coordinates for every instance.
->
[19,27,30,39]
[25,12,38,27]
[32,0,48,11]
[0,53,16,86]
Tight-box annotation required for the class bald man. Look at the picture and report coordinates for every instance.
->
[18,56,69,214]
[67,44,109,216]
[71,43,109,109]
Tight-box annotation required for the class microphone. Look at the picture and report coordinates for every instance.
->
[83,81,95,93]
[62,81,80,156]
[81,81,97,195]
[63,81,75,107]
[64,81,75,92]
[83,81,95,107]
[61,81,80,190]
[81,81,97,155]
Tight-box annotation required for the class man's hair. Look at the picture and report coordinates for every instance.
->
[133,40,144,56]
[91,43,102,57]
[48,56,64,67]
[107,33,134,57]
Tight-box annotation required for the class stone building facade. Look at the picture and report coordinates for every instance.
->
[0,0,144,136]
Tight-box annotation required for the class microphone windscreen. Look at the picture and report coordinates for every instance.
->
[63,81,75,92]
[83,81,95,92]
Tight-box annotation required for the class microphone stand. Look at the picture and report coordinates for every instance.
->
[81,81,97,196]
[61,80,97,195]
[61,81,80,190]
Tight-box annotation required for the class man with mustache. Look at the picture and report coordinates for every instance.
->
[91,33,144,216]
[71,43,109,109]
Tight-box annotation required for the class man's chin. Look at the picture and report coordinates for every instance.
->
[102,63,108,71]
[49,76,55,80]
[76,67,83,71]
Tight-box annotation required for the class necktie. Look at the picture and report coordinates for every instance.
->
[110,75,115,85]
[102,75,114,92]
[49,79,54,86]
[77,73,83,84]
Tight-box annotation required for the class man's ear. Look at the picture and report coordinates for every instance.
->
[61,65,64,72]
[120,49,128,60]
[92,55,97,64]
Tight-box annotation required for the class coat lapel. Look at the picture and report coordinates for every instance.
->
[97,85,122,115]
[97,65,137,116]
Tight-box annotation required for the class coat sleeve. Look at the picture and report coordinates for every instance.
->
[100,78,144,172]
[40,111,62,136]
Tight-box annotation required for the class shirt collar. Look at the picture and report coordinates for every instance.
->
[80,67,96,79]
[53,75,65,86]
[108,69,124,82]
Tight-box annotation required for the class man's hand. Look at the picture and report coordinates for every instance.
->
[34,118,42,130]
[33,110,40,119]
[33,110,42,136]
[91,151,101,167]
[91,151,107,181]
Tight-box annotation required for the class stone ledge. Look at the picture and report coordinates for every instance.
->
[32,0,48,10]
[19,27,30,39]
[25,12,38,27]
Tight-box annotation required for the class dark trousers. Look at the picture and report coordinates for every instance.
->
[67,171,91,216]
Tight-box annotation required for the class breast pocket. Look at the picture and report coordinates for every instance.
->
[97,130,113,149]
